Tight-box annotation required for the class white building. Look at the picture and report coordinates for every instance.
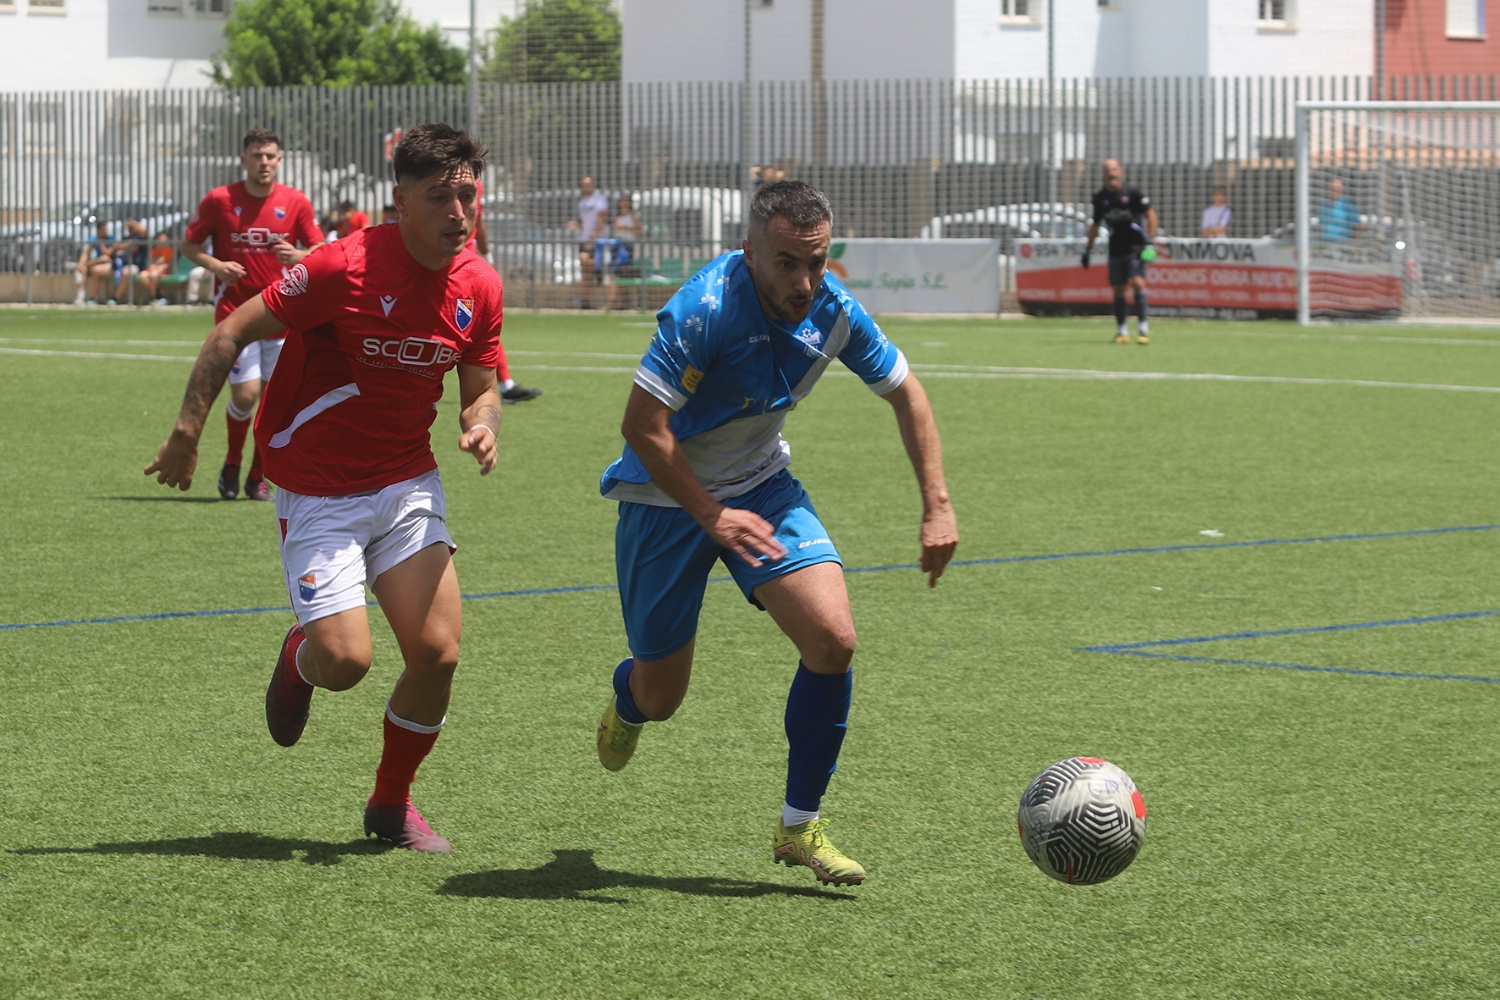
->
[624,0,1373,83]
[0,0,524,92]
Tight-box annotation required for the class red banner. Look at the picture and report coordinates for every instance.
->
[1016,238,1402,319]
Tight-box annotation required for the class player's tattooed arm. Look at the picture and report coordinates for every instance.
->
[145,295,284,489]
[457,363,502,475]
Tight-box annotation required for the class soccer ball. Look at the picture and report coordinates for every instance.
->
[1017,757,1146,885]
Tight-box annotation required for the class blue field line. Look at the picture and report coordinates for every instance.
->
[4,522,1498,633]
[1081,609,1500,684]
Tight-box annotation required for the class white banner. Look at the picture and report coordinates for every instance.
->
[828,238,1000,314]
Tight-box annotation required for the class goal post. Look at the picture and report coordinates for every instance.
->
[1294,100,1500,325]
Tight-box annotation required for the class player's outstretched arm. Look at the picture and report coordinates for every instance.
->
[882,374,958,588]
[620,385,787,568]
[456,363,502,475]
[143,295,284,490]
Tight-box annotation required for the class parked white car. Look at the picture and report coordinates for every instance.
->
[920,202,1095,289]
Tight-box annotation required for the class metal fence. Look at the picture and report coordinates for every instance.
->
[3,73,1498,307]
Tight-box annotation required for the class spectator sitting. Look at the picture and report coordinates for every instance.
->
[74,220,117,305]
[1200,188,1232,238]
[135,230,177,304]
[112,220,154,304]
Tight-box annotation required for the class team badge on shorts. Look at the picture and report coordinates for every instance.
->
[455,298,474,332]
[298,573,317,602]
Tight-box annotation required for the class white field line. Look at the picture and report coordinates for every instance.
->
[8,342,1500,394]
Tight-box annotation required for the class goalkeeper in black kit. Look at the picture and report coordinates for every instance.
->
[1082,158,1159,345]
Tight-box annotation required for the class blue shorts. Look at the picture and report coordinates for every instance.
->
[615,471,842,661]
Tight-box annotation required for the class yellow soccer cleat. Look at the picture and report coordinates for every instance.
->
[773,819,867,886]
[1113,333,1130,344]
[596,696,642,772]
[1136,332,1150,345]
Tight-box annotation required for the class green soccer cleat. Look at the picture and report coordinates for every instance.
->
[596,696,642,772]
[773,819,867,886]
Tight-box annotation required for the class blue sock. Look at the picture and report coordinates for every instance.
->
[612,657,647,725]
[783,661,852,812]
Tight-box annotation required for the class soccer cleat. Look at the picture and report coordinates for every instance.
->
[596,696,642,772]
[245,478,272,502]
[217,462,240,500]
[1136,332,1150,345]
[265,623,313,747]
[1113,334,1130,344]
[363,799,452,853]
[501,384,542,404]
[773,819,867,886]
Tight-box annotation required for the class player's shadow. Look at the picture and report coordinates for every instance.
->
[438,848,856,904]
[95,495,226,504]
[9,831,390,867]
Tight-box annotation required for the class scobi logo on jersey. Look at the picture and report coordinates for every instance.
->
[360,336,458,373]
[230,227,293,249]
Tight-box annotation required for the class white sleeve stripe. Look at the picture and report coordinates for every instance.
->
[267,382,361,448]
[635,366,688,411]
[868,349,909,396]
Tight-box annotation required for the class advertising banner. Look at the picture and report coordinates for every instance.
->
[1015,237,1402,319]
[830,238,1000,314]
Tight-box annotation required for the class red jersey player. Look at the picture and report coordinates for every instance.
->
[146,123,506,853]
[181,128,323,502]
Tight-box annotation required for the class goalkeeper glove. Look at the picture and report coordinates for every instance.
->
[1080,248,1091,269]
[1139,244,1158,262]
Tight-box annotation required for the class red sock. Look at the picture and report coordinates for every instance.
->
[225,413,251,466]
[370,712,441,807]
[496,345,512,383]
[246,442,263,483]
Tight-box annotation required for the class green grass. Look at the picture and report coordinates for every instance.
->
[3,307,1500,998]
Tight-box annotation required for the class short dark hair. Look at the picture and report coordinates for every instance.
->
[749,180,832,235]
[242,128,280,152]
[391,123,488,186]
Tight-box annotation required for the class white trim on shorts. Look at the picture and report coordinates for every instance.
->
[228,337,286,385]
[275,469,454,624]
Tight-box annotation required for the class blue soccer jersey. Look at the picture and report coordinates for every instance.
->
[600,250,908,506]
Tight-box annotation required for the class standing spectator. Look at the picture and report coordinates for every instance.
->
[1319,178,1361,243]
[181,127,324,502]
[570,174,609,308]
[144,122,505,854]
[337,200,371,239]
[604,192,643,311]
[74,220,117,305]
[594,181,959,886]
[1083,158,1158,345]
[1200,188,1232,238]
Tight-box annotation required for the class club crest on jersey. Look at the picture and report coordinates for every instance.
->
[455,298,474,332]
[274,206,286,220]
[298,573,317,602]
[234,206,242,217]
[279,262,309,297]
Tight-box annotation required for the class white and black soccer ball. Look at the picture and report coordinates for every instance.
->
[1017,757,1146,885]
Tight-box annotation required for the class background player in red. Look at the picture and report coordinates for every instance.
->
[145,123,505,853]
[181,128,323,502]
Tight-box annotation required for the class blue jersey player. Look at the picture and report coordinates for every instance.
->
[595,181,959,886]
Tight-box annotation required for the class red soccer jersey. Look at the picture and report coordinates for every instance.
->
[183,180,323,324]
[255,224,505,496]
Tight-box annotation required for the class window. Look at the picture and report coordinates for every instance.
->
[196,0,232,13]
[148,1,183,13]
[28,0,65,10]
[1001,0,1040,22]
[1258,0,1293,28]
[1447,0,1485,38]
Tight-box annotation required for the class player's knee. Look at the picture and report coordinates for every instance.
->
[309,647,372,691]
[403,642,459,688]
[801,625,857,673]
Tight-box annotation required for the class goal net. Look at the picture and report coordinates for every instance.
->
[1294,101,1500,324]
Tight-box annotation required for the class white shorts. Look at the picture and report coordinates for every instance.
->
[275,470,454,624]
[229,337,285,385]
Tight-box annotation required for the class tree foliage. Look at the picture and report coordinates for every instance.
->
[484,0,621,84]
[210,0,465,87]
